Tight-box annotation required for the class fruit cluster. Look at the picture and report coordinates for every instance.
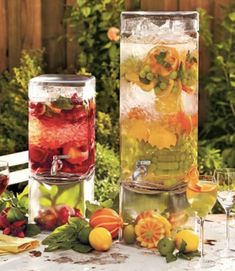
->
[122,210,199,262]
[29,93,95,176]
[34,205,83,231]
[0,208,26,238]
[122,46,198,96]
[42,208,123,253]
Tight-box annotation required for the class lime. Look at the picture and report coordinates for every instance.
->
[78,226,92,245]
[123,224,136,244]
[157,237,175,256]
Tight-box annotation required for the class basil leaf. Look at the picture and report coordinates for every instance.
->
[25,224,41,237]
[166,253,177,263]
[72,242,93,253]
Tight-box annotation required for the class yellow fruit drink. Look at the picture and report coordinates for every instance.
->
[187,181,217,218]
[120,12,199,186]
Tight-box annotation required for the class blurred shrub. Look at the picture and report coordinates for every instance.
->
[95,143,120,202]
[0,50,44,155]
[198,6,235,171]
[65,0,124,149]
[96,111,119,151]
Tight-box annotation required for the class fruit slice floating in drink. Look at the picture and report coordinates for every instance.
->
[29,95,95,177]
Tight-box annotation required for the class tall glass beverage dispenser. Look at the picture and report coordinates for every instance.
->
[28,75,95,230]
[120,12,199,236]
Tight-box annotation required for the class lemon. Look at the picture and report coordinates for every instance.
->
[175,230,199,252]
[123,224,136,244]
[89,227,112,251]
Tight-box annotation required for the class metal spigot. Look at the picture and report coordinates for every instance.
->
[50,155,70,176]
[132,160,151,181]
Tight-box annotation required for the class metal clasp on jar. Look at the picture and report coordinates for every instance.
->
[50,155,70,176]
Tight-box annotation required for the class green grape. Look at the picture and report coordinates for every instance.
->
[143,65,151,73]
[154,87,161,95]
[172,86,178,93]
[169,71,178,79]
[139,70,146,78]
[160,82,167,90]
[182,78,187,85]
[146,72,154,81]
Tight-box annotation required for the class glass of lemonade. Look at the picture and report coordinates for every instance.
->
[120,12,199,235]
[187,175,217,265]
[215,168,235,252]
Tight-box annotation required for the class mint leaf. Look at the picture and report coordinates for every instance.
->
[7,207,26,222]
[179,239,187,253]
[156,51,167,65]
[166,253,177,263]
[25,224,41,237]
[51,96,74,110]
[101,199,113,208]
[85,200,102,218]
[72,242,92,253]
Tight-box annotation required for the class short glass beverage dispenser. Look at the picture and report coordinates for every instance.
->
[120,12,199,245]
[28,75,95,230]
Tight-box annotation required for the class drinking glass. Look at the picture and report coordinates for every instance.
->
[0,161,9,196]
[215,168,235,252]
[187,175,217,266]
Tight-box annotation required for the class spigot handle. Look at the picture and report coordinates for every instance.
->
[50,155,70,176]
[132,160,151,181]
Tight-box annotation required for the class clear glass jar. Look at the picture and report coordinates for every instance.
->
[120,11,198,187]
[28,75,95,184]
[120,12,198,246]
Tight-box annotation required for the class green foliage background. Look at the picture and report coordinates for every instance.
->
[0,1,234,204]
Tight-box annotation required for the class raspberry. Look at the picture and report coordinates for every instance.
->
[17,231,25,238]
[3,227,11,235]
[57,206,70,225]
[71,93,83,105]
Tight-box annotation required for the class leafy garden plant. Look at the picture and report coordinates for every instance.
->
[198,6,235,170]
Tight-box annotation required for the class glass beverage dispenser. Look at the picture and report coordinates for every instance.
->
[28,75,95,230]
[120,12,199,232]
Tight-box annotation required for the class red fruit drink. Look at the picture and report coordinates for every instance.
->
[28,75,95,182]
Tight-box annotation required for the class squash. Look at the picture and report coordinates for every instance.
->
[89,208,123,238]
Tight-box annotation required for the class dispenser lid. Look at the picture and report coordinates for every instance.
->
[28,74,96,102]
[29,74,95,87]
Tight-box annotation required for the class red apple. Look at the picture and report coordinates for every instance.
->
[63,143,89,165]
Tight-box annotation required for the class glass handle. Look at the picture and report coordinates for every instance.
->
[50,155,70,176]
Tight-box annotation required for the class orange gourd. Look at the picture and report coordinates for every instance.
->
[135,211,172,248]
[89,208,123,238]
[135,217,166,249]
